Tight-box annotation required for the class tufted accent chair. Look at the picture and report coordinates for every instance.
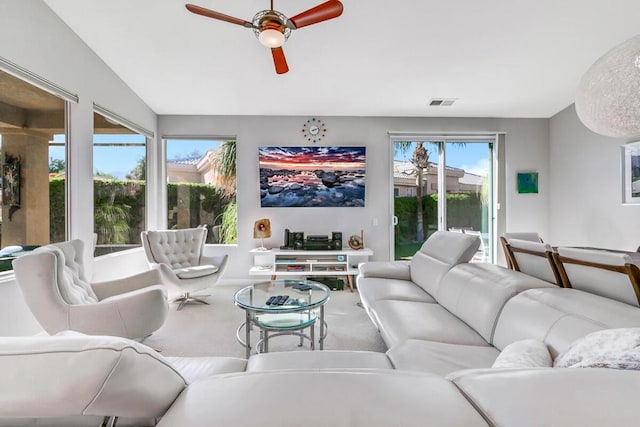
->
[141,227,228,310]
[12,239,168,340]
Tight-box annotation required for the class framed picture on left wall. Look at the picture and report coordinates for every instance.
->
[621,141,640,205]
[2,159,20,207]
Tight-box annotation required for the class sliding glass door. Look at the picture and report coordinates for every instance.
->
[392,136,495,262]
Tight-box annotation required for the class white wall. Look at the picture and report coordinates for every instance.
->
[160,115,550,278]
[0,0,157,336]
[549,104,640,249]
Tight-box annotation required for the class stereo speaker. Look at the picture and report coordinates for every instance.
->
[331,232,343,249]
[292,231,305,250]
[281,228,291,249]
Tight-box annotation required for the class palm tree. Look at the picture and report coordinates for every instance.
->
[395,141,432,243]
[411,142,430,242]
[94,202,130,244]
[211,140,236,195]
[211,140,237,243]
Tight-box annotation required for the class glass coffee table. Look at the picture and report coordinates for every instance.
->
[234,279,330,358]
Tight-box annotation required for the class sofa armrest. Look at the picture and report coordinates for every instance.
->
[91,269,163,300]
[358,261,411,280]
[69,286,168,339]
[450,367,640,427]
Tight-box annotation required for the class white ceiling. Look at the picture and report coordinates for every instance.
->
[43,0,640,118]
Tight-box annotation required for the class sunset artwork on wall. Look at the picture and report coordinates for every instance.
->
[259,146,366,207]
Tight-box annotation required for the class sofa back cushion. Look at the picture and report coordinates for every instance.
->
[410,231,480,296]
[144,228,207,268]
[34,240,98,305]
[436,263,555,342]
[493,287,640,358]
[0,334,187,419]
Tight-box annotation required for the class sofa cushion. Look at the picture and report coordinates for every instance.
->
[491,339,551,369]
[357,277,436,313]
[246,350,393,371]
[370,300,489,348]
[173,264,218,279]
[157,370,489,427]
[554,328,640,370]
[451,368,640,427]
[409,231,480,297]
[436,263,555,343]
[493,288,640,358]
[387,339,499,376]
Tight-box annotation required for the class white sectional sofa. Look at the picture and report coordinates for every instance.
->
[358,231,640,375]
[3,231,640,426]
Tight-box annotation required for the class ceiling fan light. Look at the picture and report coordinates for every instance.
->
[259,28,285,48]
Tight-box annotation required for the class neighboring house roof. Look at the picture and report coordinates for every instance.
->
[460,172,485,186]
[168,156,201,166]
[167,150,219,185]
[393,160,485,193]
[393,161,478,180]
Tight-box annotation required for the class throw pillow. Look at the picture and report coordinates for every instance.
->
[554,328,640,370]
[492,339,552,369]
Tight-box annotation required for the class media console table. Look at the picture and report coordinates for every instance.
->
[249,247,373,292]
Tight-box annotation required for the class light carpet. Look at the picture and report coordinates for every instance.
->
[143,284,387,358]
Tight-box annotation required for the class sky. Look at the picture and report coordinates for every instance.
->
[49,135,223,179]
[258,146,366,171]
[393,142,491,177]
[46,137,490,179]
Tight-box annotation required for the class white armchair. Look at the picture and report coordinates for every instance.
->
[141,227,228,310]
[12,239,168,340]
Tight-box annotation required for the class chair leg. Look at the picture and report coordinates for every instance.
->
[101,416,118,427]
[172,292,211,310]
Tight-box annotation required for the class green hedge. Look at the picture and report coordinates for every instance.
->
[49,178,66,243]
[49,179,235,244]
[394,193,485,243]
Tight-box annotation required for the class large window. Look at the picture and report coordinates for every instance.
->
[0,69,67,271]
[392,137,496,262]
[165,138,237,244]
[93,112,147,255]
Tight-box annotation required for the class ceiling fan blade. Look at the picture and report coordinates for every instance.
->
[289,0,343,29]
[271,47,289,74]
[185,4,254,28]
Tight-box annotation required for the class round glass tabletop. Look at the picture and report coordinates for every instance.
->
[234,279,330,312]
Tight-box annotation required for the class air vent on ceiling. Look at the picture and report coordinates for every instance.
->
[429,98,456,107]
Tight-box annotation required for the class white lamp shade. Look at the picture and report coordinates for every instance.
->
[258,29,285,48]
[575,34,640,138]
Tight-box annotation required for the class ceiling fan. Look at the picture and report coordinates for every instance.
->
[185,0,344,74]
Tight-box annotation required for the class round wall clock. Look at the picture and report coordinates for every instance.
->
[301,117,327,143]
